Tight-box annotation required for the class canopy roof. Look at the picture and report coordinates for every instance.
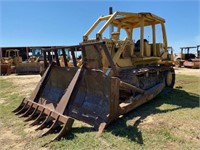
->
[101,12,165,29]
[84,11,166,40]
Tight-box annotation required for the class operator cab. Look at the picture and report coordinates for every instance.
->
[82,12,168,69]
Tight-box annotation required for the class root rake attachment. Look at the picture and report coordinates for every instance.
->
[13,62,80,141]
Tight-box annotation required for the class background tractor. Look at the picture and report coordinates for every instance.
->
[0,49,22,75]
[16,48,45,74]
[175,46,200,68]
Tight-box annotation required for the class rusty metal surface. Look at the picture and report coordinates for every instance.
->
[0,64,11,75]
[183,59,200,69]
[67,69,112,129]
[13,63,80,141]
[16,62,41,74]
[119,82,165,115]
[40,66,78,108]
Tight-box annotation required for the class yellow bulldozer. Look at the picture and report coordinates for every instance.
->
[14,10,175,141]
[0,49,22,75]
[16,48,45,74]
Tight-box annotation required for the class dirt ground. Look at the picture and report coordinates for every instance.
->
[174,67,200,77]
[0,74,41,81]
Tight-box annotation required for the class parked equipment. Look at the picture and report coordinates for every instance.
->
[16,48,44,74]
[175,46,200,68]
[14,10,175,141]
[159,46,175,66]
[0,57,12,75]
[183,45,200,68]
[0,49,22,75]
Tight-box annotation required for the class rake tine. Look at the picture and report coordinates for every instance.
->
[13,104,24,113]
[51,118,74,141]
[12,98,25,112]
[35,112,52,131]
[15,101,29,115]
[41,116,60,137]
[97,122,107,137]
[30,108,45,126]
[24,105,39,122]
[19,103,34,118]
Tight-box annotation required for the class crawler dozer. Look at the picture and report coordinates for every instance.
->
[16,48,44,74]
[182,45,200,68]
[175,46,200,68]
[0,49,22,75]
[14,11,175,141]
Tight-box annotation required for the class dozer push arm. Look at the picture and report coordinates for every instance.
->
[112,38,129,64]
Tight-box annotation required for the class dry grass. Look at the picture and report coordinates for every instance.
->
[0,69,199,150]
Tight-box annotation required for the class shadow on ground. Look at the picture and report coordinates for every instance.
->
[61,88,199,143]
[106,89,200,144]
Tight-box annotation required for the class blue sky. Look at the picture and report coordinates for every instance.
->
[0,0,199,54]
